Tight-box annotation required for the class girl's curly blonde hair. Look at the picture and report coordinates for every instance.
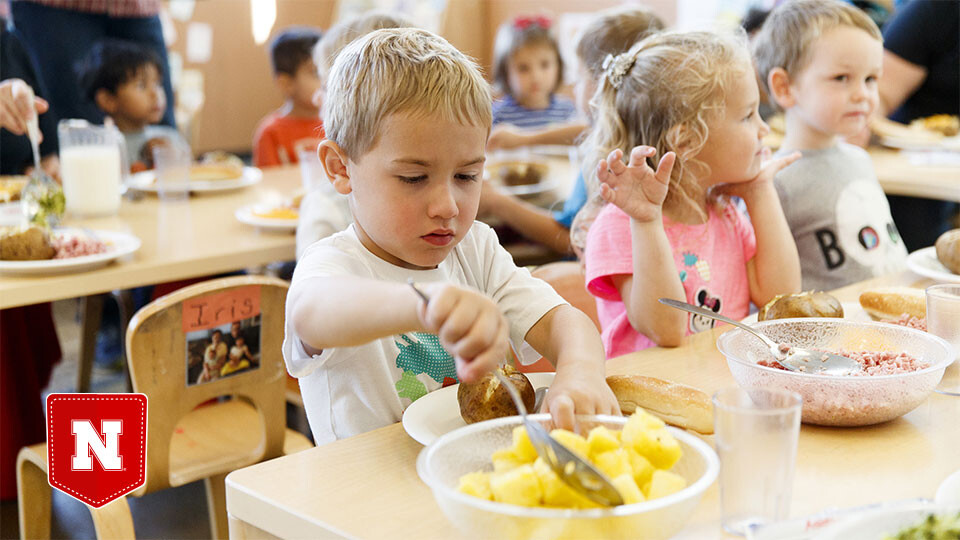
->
[571,30,752,254]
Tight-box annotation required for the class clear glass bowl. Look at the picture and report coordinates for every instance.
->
[416,414,718,540]
[716,319,953,426]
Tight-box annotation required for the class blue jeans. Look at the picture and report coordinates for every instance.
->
[10,1,176,128]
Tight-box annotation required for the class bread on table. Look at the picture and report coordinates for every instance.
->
[606,375,713,435]
[935,228,960,274]
[859,287,926,320]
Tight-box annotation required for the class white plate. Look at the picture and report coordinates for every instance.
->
[880,135,960,151]
[907,246,960,283]
[741,301,871,324]
[0,228,140,275]
[402,372,555,446]
[815,499,959,540]
[127,166,262,193]
[500,177,559,197]
[234,204,298,231]
[937,469,960,507]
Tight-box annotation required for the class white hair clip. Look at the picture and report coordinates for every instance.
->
[602,52,636,90]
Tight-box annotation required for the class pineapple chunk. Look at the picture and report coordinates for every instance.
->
[511,426,538,463]
[611,473,646,505]
[489,464,543,507]
[626,447,656,486]
[645,469,687,500]
[457,471,493,500]
[587,425,621,457]
[625,425,681,470]
[549,429,589,459]
[532,458,601,509]
[492,448,525,472]
[593,448,633,480]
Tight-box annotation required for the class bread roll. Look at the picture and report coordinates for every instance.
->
[935,228,960,274]
[859,287,926,320]
[606,375,713,434]
[758,291,844,321]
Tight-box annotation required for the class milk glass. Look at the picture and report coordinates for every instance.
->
[713,387,802,536]
[927,284,960,396]
[58,120,126,217]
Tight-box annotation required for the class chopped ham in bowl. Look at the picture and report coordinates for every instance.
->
[717,319,953,426]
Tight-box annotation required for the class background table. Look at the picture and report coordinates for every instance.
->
[225,270,960,540]
[0,166,301,309]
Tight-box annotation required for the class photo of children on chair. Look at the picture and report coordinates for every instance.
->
[187,317,261,385]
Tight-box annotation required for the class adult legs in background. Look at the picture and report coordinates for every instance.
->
[0,303,62,500]
[10,2,176,127]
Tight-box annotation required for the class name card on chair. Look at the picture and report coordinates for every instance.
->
[182,285,263,386]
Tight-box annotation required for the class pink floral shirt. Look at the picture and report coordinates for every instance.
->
[584,202,757,358]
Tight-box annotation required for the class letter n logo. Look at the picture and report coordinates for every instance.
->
[47,394,147,508]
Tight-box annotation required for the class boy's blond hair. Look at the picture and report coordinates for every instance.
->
[312,11,415,78]
[574,5,665,80]
[571,30,752,253]
[753,0,881,96]
[323,28,492,160]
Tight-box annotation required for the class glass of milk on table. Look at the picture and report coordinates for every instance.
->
[58,119,127,217]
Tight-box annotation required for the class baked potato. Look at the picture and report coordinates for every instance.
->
[758,291,844,321]
[0,226,55,261]
[458,365,535,424]
[935,228,960,274]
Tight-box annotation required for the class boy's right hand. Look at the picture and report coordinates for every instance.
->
[596,146,676,223]
[415,283,509,384]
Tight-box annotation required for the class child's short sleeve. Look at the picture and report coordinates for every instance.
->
[584,204,634,301]
[471,224,567,350]
[724,203,757,263]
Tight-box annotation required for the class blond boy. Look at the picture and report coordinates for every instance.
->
[753,0,906,291]
[283,28,617,444]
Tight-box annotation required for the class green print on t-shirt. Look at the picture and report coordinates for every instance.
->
[394,333,457,402]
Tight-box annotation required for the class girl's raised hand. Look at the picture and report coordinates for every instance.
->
[721,149,801,199]
[597,146,676,223]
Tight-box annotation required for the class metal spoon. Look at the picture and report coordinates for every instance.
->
[493,370,624,507]
[533,386,548,413]
[658,298,863,376]
[21,87,64,228]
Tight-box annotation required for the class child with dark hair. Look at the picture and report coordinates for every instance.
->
[253,27,324,167]
[77,38,185,171]
[491,15,576,128]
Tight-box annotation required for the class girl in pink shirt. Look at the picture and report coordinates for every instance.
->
[574,31,802,358]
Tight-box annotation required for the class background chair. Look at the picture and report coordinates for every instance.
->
[17,275,312,540]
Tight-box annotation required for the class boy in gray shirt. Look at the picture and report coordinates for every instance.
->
[753,0,907,291]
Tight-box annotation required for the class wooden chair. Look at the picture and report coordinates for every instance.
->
[17,276,312,540]
[519,262,602,374]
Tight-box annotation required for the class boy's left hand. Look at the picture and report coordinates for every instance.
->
[543,369,620,432]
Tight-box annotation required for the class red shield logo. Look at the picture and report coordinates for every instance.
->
[46,393,147,508]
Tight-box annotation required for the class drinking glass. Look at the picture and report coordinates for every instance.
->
[927,284,960,396]
[713,387,802,536]
[152,143,192,201]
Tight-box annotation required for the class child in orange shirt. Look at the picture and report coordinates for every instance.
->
[253,27,324,167]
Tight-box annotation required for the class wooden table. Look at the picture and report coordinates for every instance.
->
[225,270,960,539]
[0,166,300,309]
[870,147,960,201]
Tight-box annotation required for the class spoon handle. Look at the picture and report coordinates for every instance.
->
[658,298,780,348]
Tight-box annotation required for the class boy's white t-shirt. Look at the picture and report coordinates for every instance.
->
[282,221,567,444]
